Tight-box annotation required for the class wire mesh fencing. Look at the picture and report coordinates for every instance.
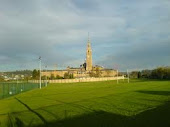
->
[0,82,46,99]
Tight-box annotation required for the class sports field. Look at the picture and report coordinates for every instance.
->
[0,79,170,127]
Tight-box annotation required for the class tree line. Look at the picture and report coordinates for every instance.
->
[130,66,170,80]
[32,69,74,80]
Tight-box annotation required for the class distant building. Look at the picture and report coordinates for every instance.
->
[42,36,116,78]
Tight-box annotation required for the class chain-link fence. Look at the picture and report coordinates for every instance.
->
[0,82,46,99]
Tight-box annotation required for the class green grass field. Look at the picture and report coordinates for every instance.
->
[0,79,170,127]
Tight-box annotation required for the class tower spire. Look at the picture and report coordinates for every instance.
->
[88,32,90,43]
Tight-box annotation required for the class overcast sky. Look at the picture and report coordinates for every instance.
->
[0,0,170,71]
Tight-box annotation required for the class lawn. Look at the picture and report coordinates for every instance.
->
[0,79,170,127]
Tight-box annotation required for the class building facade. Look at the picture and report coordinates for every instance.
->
[42,36,117,78]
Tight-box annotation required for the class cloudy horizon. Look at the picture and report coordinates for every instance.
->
[0,0,170,71]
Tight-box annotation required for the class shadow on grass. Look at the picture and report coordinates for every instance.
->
[7,114,25,127]
[136,90,170,96]
[14,97,47,126]
[8,94,170,127]
[29,101,170,127]
[7,101,170,127]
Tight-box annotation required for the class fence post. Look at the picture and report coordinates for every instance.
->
[3,83,5,98]
[16,83,17,94]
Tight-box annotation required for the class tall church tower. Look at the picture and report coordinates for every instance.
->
[86,33,93,71]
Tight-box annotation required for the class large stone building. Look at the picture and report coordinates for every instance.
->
[42,36,117,78]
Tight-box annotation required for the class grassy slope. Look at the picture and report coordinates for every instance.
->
[0,79,170,127]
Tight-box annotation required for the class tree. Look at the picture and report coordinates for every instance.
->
[41,75,46,80]
[150,67,170,79]
[56,75,63,79]
[96,67,101,77]
[32,69,39,79]
[50,74,55,80]
[106,70,111,77]
[90,67,102,77]
[138,71,141,78]
[64,73,70,79]
[69,73,74,79]
[24,75,31,82]
[89,71,96,77]
[64,73,74,79]
[130,71,138,78]
[141,70,152,78]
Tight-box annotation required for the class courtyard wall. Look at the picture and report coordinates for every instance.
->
[29,76,125,84]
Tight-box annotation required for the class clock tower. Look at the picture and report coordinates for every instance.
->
[86,34,93,71]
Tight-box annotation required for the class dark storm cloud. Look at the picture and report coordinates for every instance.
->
[0,0,170,71]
